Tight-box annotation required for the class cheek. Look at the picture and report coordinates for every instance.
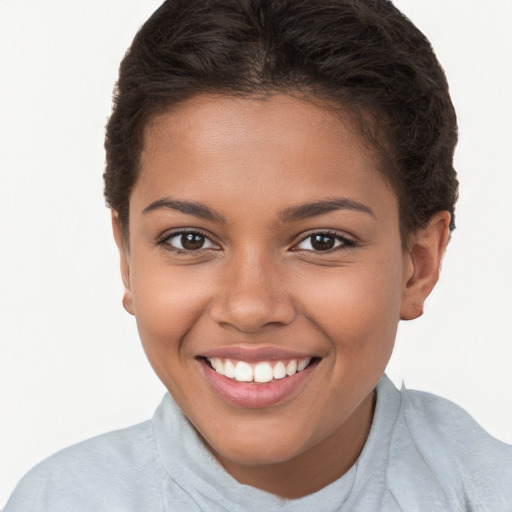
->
[298,255,403,351]
[129,257,213,361]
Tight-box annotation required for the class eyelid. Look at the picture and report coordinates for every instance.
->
[156,228,221,252]
[291,230,357,252]
[155,228,356,254]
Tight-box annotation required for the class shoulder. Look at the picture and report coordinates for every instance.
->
[395,385,512,510]
[5,419,166,512]
[401,386,512,458]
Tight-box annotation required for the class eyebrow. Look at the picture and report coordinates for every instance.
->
[279,197,374,223]
[142,198,225,222]
[142,196,374,224]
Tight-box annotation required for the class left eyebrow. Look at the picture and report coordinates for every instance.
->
[142,197,226,223]
[280,197,375,223]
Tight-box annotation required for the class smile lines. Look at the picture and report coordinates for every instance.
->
[206,357,312,383]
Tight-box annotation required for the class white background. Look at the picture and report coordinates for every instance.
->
[1,0,511,505]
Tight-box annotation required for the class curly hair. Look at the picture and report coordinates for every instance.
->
[104,0,458,241]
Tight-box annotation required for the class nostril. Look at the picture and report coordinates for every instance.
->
[210,296,296,333]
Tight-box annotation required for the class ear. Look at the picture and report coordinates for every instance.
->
[111,211,134,316]
[400,211,451,320]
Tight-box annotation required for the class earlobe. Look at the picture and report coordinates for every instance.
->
[400,211,451,321]
[111,211,135,316]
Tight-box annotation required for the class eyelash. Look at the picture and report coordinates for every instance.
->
[292,231,357,253]
[156,229,220,254]
[157,229,357,254]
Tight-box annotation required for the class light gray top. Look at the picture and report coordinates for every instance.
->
[5,375,512,511]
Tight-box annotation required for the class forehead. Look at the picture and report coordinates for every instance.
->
[135,93,397,221]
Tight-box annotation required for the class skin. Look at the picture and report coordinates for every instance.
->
[113,93,450,498]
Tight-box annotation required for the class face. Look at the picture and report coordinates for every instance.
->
[115,93,437,492]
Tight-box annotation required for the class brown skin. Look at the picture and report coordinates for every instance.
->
[112,94,450,498]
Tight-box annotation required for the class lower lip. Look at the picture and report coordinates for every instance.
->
[199,359,318,408]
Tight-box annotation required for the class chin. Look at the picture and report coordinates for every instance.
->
[217,443,304,467]
[203,420,314,467]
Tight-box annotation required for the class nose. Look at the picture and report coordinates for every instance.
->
[210,249,296,333]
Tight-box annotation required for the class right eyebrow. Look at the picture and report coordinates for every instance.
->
[142,197,225,223]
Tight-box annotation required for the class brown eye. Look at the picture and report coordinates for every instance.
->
[181,233,206,250]
[294,232,355,252]
[310,234,335,251]
[164,231,218,251]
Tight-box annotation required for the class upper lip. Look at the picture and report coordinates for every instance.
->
[199,344,318,362]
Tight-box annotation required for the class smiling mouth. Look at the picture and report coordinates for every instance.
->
[199,353,321,408]
[204,357,317,383]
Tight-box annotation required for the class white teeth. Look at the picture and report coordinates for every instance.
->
[297,358,311,372]
[272,361,286,380]
[206,357,313,382]
[254,362,273,383]
[210,358,224,375]
[224,359,236,379]
[234,361,253,382]
[286,360,298,376]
